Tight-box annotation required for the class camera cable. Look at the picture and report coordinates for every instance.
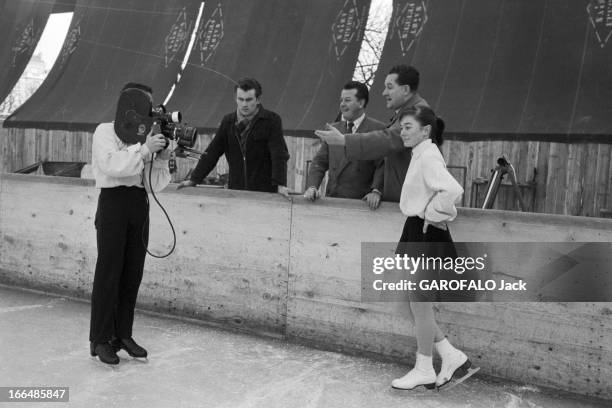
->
[141,156,176,258]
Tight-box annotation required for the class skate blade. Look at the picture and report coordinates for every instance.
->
[391,382,437,397]
[438,367,480,392]
[130,356,149,363]
[118,353,149,363]
[90,356,120,370]
[391,382,436,391]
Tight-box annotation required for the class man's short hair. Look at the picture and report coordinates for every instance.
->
[388,65,420,91]
[343,80,369,108]
[235,78,262,98]
[121,82,152,94]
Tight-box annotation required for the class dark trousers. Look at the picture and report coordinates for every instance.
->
[89,186,149,344]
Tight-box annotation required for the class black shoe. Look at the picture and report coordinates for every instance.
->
[111,337,148,358]
[90,342,120,365]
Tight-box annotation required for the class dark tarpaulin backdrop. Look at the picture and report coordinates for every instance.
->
[4,0,201,131]
[166,0,371,135]
[0,0,57,106]
[368,0,612,143]
[52,0,77,13]
[5,0,371,135]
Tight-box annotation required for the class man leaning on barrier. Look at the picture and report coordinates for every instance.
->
[304,80,386,210]
[177,78,290,198]
[315,65,429,202]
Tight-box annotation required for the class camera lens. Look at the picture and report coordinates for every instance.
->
[176,126,197,148]
[170,111,182,123]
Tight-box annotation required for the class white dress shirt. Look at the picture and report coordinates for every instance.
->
[399,139,463,222]
[91,123,171,192]
[342,112,365,133]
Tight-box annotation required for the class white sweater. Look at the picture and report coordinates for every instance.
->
[91,123,170,192]
[399,139,463,223]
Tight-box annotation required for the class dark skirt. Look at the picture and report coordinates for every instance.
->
[396,216,477,302]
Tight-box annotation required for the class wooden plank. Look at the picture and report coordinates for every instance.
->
[595,144,612,216]
[3,128,10,172]
[23,129,36,168]
[521,141,534,184]
[447,139,464,173]
[64,130,72,162]
[48,130,57,161]
[73,130,83,163]
[607,150,612,216]
[545,143,568,214]
[468,140,486,208]
[513,140,527,184]
[582,144,600,217]
[62,130,70,161]
[14,129,24,171]
[564,144,584,216]
[35,128,48,163]
[0,128,8,173]
[453,207,612,242]
[535,142,549,213]
[12,128,20,171]
[5,128,14,172]
[85,132,94,163]
[524,141,539,211]
[47,129,55,161]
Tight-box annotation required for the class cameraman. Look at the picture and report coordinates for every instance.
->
[177,78,290,197]
[89,83,171,365]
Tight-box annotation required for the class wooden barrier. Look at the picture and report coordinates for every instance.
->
[0,175,290,337]
[0,173,611,399]
[2,127,612,216]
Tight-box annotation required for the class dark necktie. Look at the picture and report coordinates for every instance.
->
[347,121,354,133]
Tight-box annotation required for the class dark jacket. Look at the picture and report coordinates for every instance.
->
[190,107,289,192]
[345,93,430,202]
[307,116,386,199]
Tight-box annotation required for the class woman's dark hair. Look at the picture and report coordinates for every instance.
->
[398,105,445,146]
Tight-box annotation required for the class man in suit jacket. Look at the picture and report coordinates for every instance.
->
[304,81,386,209]
[315,65,430,202]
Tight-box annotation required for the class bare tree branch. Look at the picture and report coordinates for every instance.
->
[353,0,392,87]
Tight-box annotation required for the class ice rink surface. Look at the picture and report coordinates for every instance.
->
[0,286,608,408]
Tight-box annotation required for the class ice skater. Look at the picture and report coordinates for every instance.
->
[315,105,477,390]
